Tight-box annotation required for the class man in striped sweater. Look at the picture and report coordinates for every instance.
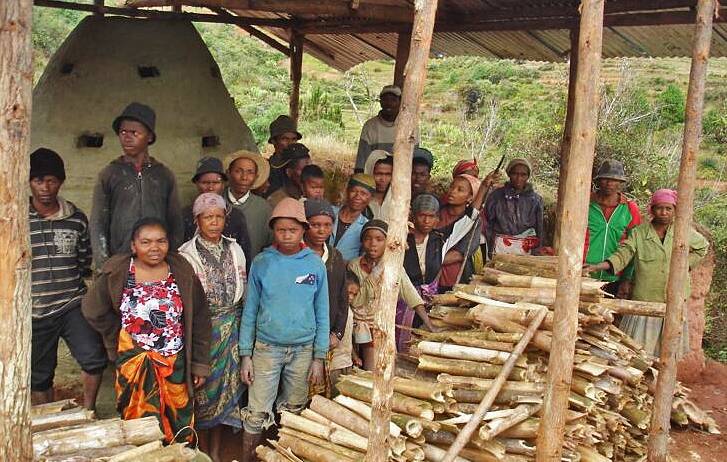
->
[29,148,107,410]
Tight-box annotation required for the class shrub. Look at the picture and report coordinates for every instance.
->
[703,106,727,144]
[656,84,686,127]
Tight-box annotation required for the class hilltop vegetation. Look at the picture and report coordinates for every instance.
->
[32,9,727,360]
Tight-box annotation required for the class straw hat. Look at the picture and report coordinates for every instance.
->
[225,150,270,190]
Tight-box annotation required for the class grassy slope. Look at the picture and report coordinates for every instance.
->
[32,12,727,359]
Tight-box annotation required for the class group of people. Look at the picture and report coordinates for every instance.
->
[28,84,706,462]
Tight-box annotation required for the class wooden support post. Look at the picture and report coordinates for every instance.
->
[535,1,604,460]
[289,31,304,124]
[553,26,579,252]
[93,0,104,15]
[442,307,547,462]
[393,32,411,88]
[647,1,715,460]
[365,1,438,462]
[0,0,34,460]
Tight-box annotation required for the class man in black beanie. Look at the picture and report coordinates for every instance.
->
[90,102,184,268]
[29,148,106,410]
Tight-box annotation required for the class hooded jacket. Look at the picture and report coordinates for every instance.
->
[239,246,330,359]
[81,253,211,395]
[484,182,544,255]
[30,197,92,319]
[90,156,184,269]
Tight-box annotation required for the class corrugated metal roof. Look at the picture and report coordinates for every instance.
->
[224,1,727,71]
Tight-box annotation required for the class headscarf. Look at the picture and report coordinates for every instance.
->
[193,192,226,217]
[304,198,335,220]
[364,150,391,175]
[649,188,677,210]
[412,194,440,214]
[348,173,376,194]
[452,159,478,177]
[457,174,481,198]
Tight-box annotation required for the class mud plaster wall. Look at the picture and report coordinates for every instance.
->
[679,225,716,381]
[31,16,258,214]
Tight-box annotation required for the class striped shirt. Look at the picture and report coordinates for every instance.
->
[30,198,92,319]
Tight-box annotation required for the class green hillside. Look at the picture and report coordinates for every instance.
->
[31,8,727,360]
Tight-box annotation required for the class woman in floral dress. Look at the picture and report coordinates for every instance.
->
[83,217,211,443]
[179,193,247,462]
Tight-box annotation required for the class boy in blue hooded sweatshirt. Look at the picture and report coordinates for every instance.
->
[239,197,329,460]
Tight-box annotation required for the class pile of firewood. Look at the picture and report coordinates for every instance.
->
[259,255,719,462]
[32,399,199,461]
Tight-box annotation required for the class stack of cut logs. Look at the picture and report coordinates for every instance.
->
[260,254,719,462]
[32,399,199,461]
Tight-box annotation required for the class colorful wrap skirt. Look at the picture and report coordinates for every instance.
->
[194,306,244,430]
[115,329,194,443]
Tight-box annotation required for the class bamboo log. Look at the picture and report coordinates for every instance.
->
[416,341,518,365]
[133,443,197,462]
[256,445,292,462]
[390,414,424,438]
[577,445,611,462]
[404,442,426,461]
[491,259,558,279]
[332,395,402,437]
[422,444,471,462]
[337,380,435,420]
[597,298,666,317]
[31,399,78,417]
[478,404,541,441]
[42,445,138,461]
[32,417,164,458]
[437,374,545,393]
[479,267,606,295]
[279,428,365,460]
[468,303,555,330]
[442,306,548,462]
[466,309,552,352]
[418,355,529,381]
[31,407,95,432]
[499,418,539,439]
[279,434,356,462]
[310,395,371,437]
[106,441,164,461]
[500,438,535,456]
[351,371,452,402]
[281,411,369,452]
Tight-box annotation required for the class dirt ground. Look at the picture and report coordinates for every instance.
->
[52,342,726,461]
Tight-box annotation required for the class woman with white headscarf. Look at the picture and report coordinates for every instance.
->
[363,149,393,221]
[179,192,247,462]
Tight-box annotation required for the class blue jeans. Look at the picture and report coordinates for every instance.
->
[241,341,313,434]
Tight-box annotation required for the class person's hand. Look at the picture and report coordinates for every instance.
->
[193,375,206,389]
[329,334,340,350]
[352,350,363,368]
[240,356,254,385]
[617,280,633,299]
[308,359,325,387]
[483,170,502,188]
[582,261,609,275]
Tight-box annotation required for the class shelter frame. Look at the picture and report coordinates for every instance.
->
[2,0,720,459]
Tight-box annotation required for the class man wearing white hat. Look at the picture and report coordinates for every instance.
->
[354,85,420,172]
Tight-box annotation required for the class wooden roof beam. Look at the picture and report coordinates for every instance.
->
[207,6,290,55]
[34,0,292,28]
[127,0,416,22]
[298,8,726,34]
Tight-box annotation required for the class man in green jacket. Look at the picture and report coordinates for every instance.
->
[584,159,641,297]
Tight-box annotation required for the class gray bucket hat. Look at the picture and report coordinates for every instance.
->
[268,115,302,144]
[112,102,157,145]
[594,159,627,182]
[192,156,227,183]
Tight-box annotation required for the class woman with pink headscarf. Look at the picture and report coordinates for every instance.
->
[584,189,708,356]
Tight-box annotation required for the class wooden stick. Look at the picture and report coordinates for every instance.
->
[31,407,95,433]
[365,1,439,460]
[478,404,541,441]
[536,1,604,460]
[441,306,548,462]
[310,395,371,438]
[30,400,78,417]
[288,31,303,123]
[648,3,716,461]
[332,395,402,437]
